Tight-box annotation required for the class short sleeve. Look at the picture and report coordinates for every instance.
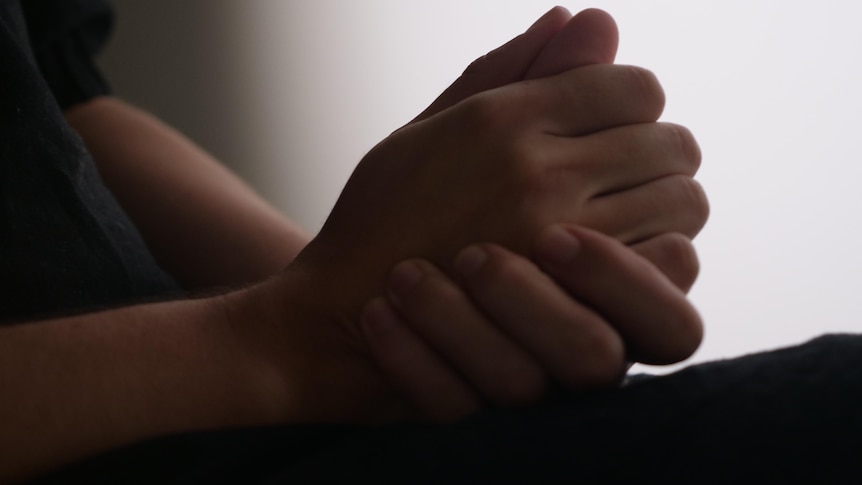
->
[21,0,114,109]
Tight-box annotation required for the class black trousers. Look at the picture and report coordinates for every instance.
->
[37,334,862,484]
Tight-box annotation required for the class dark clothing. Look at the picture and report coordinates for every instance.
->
[0,0,178,324]
[22,0,114,109]
[4,2,862,483]
[37,334,862,484]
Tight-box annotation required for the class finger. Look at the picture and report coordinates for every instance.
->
[542,122,701,199]
[386,260,548,407]
[581,175,710,244]
[524,8,619,79]
[361,297,482,422]
[454,244,627,389]
[533,225,703,364]
[412,7,570,123]
[630,233,700,293]
[512,64,666,137]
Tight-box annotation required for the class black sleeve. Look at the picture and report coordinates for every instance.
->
[34,334,862,484]
[20,0,113,109]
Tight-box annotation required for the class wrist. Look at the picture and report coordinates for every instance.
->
[224,261,408,424]
[215,280,298,425]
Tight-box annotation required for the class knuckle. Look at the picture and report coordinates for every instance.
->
[682,178,710,235]
[660,233,701,287]
[462,54,489,77]
[497,151,564,224]
[458,91,518,135]
[620,65,665,120]
[665,123,702,174]
[511,144,553,198]
[664,175,709,237]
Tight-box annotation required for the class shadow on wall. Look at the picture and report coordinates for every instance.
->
[100,1,256,183]
[98,1,500,233]
[100,1,331,229]
[101,0,423,233]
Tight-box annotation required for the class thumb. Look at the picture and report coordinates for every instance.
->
[524,8,619,80]
[411,6,571,123]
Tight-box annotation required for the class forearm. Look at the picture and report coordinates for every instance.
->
[64,96,311,290]
[0,285,286,482]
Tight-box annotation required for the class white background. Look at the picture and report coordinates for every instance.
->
[102,1,862,373]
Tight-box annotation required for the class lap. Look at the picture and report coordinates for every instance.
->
[37,334,862,484]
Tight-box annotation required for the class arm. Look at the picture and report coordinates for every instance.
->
[0,282,289,481]
[3,8,706,480]
[64,97,311,291]
[64,7,691,294]
[4,13,582,478]
[59,9,593,291]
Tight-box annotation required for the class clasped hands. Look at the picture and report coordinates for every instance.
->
[277,7,708,423]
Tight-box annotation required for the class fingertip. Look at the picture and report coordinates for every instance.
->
[527,6,572,33]
[415,5,570,123]
[525,7,619,80]
[575,8,618,31]
[630,233,701,293]
[573,8,619,59]
[453,244,489,278]
[388,260,424,301]
[638,305,704,365]
[670,305,705,362]
[535,225,582,265]
[361,297,401,338]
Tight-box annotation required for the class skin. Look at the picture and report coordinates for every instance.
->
[298,8,705,343]
[363,225,699,421]
[0,7,707,481]
[416,7,702,295]
[65,97,311,290]
[360,8,706,419]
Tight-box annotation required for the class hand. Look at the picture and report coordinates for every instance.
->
[415,7,702,292]
[413,7,618,123]
[254,9,706,423]
[295,60,705,333]
[272,58,703,422]
[360,225,702,421]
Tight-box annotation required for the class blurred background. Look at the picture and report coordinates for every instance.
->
[100,1,862,373]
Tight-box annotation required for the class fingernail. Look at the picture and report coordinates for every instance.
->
[389,261,423,299]
[527,7,559,32]
[536,226,581,264]
[362,299,399,336]
[454,245,488,277]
